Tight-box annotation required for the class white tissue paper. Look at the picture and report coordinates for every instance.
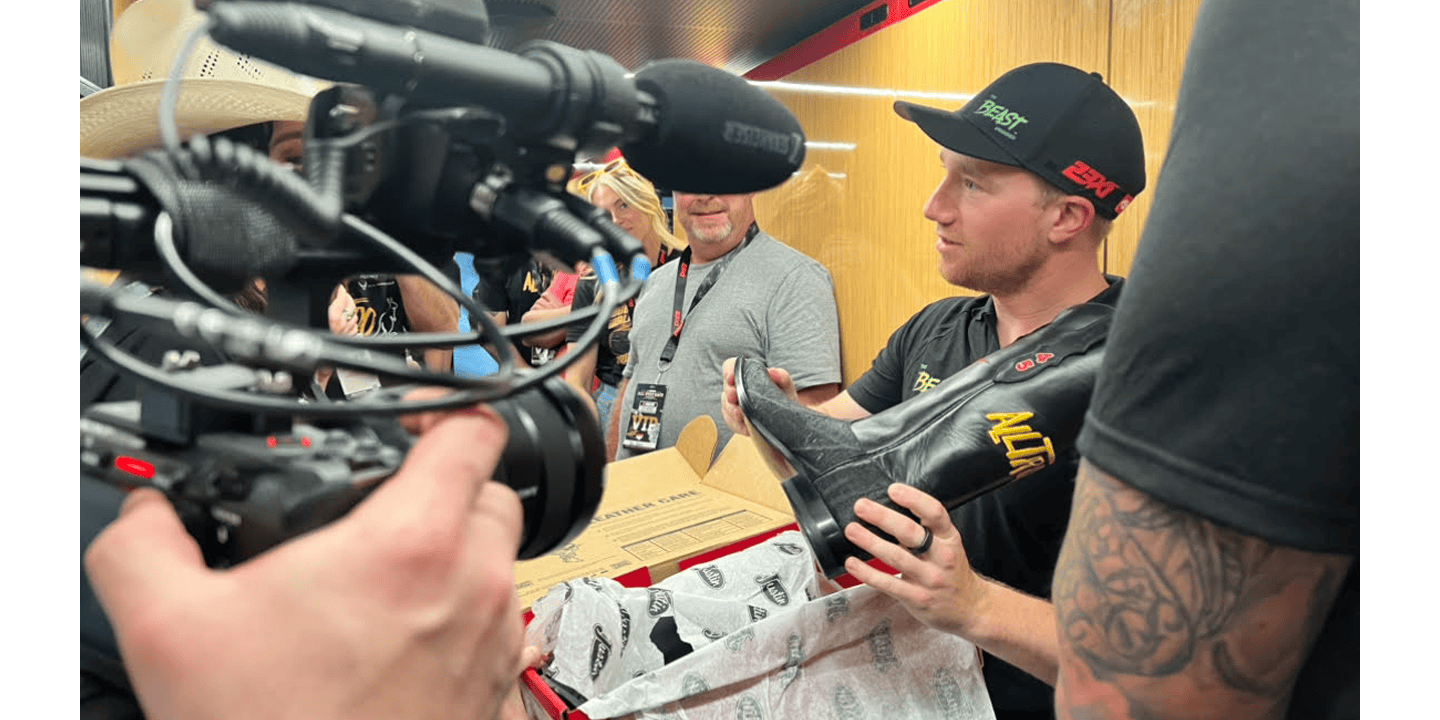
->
[524,531,997,720]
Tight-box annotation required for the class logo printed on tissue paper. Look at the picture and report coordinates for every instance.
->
[805,585,817,601]
[725,626,755,652]
[867,618,899,673]
[588,624,612,680]
[647,588,674,617]
[618,607,632,649]
[748,605,769,622]
[696,564,726,589]
[543,613,562,648]
[934,667,984,718]
[736,695,765,719]
[703,628,726,640]
[682,672,710,696]
[755,574,790,606]
[581,576,605,592]
[825,594,850,623]
[834,684,865,720]
[774,542,805,555]
[779,633,804,689]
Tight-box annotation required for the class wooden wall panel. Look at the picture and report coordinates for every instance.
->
[747,0,1201,385]
[1104,0,1204,274]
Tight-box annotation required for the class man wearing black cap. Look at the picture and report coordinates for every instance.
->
[722,61,1146,719]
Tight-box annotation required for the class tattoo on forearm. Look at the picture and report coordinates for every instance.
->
[1054,463,1348,703]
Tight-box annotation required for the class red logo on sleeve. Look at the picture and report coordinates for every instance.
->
[1015,359,1036,372]
[1036,352,1054,364]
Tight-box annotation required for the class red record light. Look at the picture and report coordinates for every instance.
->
[114,456,156,480]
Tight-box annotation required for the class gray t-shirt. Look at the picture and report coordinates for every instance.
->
[616,230,841,460]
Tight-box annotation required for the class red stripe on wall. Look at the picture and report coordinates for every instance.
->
[744,0,947,81]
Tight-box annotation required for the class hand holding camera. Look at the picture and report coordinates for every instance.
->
[85,394,529,720]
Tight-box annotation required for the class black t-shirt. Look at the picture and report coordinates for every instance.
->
[1076,0,1357,717]
[565,275,631,389]
[345,259,463,355]
[346,274,413,339]
[563,249,676,389]
[848,277,1122,718]
[335,263,461,393]
[472,255,554,367]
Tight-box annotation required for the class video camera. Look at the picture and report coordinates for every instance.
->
[80,0,806,709]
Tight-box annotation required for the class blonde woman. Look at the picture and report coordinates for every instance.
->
[561,158,686,426]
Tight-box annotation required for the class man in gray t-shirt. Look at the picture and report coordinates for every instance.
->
[608,191,841,461]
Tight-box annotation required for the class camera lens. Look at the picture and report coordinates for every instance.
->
[487,374,607,560]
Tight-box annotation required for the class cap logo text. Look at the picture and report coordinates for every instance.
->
[973,100,1029,135]
[1061,160,1120,199]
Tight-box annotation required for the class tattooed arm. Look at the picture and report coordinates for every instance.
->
[1052,460,1352,720]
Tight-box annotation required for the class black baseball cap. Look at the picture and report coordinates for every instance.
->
[895,62,1145,219]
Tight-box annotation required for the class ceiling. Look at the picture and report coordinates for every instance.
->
[484,0,877,76]
[81,1,879,95]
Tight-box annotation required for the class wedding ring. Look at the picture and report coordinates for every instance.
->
[909,527,934,555]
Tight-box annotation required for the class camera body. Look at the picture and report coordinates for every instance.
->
[82,398,408,569]
[78,0,716,712]
[79,360,607,705]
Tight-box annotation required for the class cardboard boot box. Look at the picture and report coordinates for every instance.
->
[514,417,799,718]
[513,417,798,613]
[515,417,920,719]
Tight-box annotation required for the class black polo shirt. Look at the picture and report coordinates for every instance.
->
[846,276,1123,720]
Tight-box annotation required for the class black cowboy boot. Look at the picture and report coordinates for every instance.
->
[735,302,1112,578]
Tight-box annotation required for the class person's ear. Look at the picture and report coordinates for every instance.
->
[1048,196,1097,245]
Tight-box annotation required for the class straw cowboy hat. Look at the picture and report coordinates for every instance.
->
[80,0,328,159]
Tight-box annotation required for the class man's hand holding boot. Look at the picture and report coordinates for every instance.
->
[721,356,799,437]
[844,482,1061,686]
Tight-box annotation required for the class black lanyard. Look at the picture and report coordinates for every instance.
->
[659,222,759,366]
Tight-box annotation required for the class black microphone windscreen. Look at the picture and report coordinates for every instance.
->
[624,61,806,195]
[122,152,301,295]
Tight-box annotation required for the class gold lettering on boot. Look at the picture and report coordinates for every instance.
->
[986,412,1057,479]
